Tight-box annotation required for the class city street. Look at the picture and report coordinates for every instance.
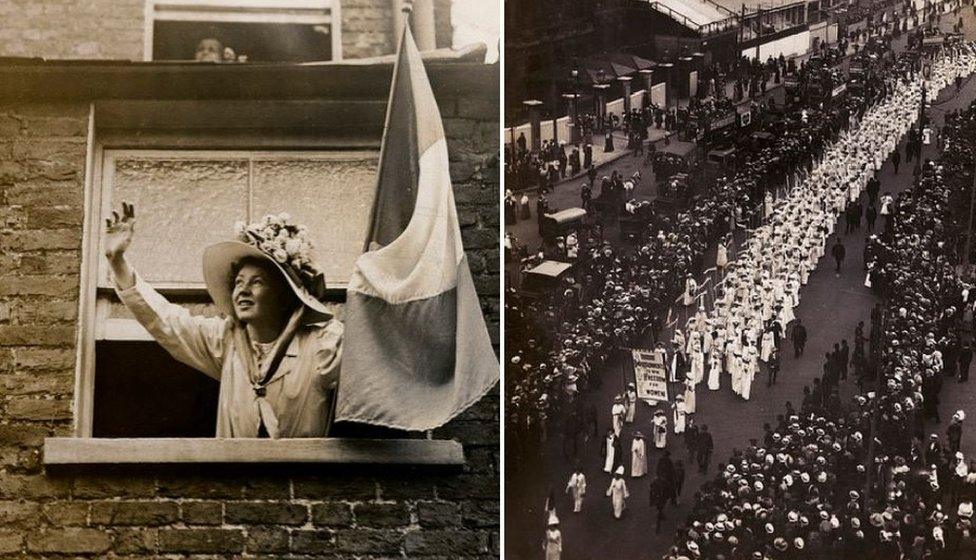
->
[506,10,976,559]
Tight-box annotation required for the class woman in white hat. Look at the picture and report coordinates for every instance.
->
[104,203,342,438]
[611,394,627,436]
[652,409,668,449]
[624,383,638,424]
[565,467,586,513]
[542,511,562,560]
[672,395,687,435]
[631,432,647,477]
[606,465,629,519]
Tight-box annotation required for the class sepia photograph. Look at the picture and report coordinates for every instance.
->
[504,0,976,558]
[0,0,499,557]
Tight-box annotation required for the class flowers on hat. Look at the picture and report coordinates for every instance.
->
[235,214,325,299]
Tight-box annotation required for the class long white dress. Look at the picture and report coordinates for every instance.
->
[603,435,616,473]
[544,528,562,560]
[611,403,626,436]
[685,330,700,357]
[716,243,729,269]
[683,377,696,414]
[730,352,743,395]
[607,478,629,519]
[682,277,698,306]
[624,389,638,423]
[690,342,705,385]
[566,473,586,512]
[652,414,667,449]
[760,329,775,362]
[707,349,722,390]
[741,346,756,401]
[631,437,647,477]
[672,399,687,434]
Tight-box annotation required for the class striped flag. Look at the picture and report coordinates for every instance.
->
[336,23,499,431]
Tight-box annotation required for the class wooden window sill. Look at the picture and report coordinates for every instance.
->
[44,437,464,466]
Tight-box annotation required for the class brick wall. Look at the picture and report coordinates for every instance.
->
[0,0,452,61]
[0,73,499,556]
[342,0,398,59]
[0,0,145,60]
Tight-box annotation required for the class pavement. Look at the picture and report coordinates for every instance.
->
[504,9,976,560]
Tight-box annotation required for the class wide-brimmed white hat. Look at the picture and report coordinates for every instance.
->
[203,214,331,324]
[547,511,560,526]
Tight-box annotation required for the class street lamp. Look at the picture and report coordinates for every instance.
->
[571,68,581,142]
[595,69,607,132]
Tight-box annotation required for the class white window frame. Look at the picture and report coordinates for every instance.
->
[60,117,463,465]
[143,0,343,62]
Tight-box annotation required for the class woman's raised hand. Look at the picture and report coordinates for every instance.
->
[104,201,135,262]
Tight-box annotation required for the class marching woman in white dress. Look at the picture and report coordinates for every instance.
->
[707,334,723,391]
[606,466,629,519]
[631,432,647,477]
[611,395,626,436]
[603,429,616,473]
[716,235,730,273]
[760,325,775,363]
[652,410,668,449]
[683,373,697,414]
[624,383,638,424]
[543,512,562,560]
[682,274,698,306]
[566,469,586,513]
[685,329,700,360]
[741,342,757,401]
[730,349,743,396]
[689,337,705,385]
[672,396,687,434]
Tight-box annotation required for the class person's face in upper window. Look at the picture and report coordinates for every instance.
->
[232,263,290,324]
[195,38,223,62]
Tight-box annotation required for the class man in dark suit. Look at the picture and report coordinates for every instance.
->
[792,318,808,358]
[656,449,677,506]
[767,348,780,387]
[839,339,850,380]
[823,352,837,394]
[697,425,713,474]
[831,238,846,275]
[960,342,973,382]
[648,475,669,533]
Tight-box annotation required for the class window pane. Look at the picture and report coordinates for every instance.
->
[251,156,378,286]
[153,21,332,62]
[106,157,249,285]
[93,341,219,438]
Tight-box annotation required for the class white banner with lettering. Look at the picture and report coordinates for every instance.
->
[632,348,669,404]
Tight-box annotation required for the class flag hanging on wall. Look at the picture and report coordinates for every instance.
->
[336,22,499,431]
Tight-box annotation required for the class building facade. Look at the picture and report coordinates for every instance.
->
[0,1,499,557]
[0,0,453,62]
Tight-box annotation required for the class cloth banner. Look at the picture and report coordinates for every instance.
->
[631,348,669,404]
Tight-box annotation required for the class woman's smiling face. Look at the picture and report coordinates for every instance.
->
[231,262,290,323]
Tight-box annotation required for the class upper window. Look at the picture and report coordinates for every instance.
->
[85,149,377,438]
[146,0,341,62]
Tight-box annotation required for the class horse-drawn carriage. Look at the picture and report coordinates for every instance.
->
[541,207,588,244]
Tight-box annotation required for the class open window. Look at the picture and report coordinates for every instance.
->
[46,99,466,466]
[90,150,376,438]
[146,0,342,62]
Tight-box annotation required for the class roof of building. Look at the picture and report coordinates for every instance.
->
[655,0,731,26]
[648,0,802,31]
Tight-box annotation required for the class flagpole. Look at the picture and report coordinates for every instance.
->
[362,2,414,252]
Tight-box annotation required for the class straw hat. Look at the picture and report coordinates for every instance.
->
[547,511,560,526]
[203,214,331,323]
